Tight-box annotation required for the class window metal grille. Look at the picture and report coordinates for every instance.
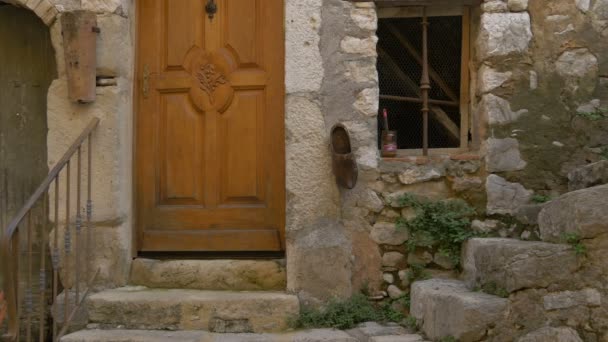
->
[377,15,465,151]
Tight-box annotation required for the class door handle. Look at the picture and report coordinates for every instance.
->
[205,0,217,20]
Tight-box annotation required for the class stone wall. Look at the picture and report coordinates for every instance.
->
[355,0,608,302]
[6,0,608,310]
[5,0,134,288]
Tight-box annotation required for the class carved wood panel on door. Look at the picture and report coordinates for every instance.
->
[136,0,285,252]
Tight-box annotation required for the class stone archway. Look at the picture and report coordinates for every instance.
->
[0,3,57,338]
[0,0,58,25]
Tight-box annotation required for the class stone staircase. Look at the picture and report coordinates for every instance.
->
[411,183,608,341]
[61,258,301,341]
[62,259,428,342]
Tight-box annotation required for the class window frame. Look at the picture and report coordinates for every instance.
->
[376,6,472,158]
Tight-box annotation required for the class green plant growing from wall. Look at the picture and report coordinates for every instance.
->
[407,264,430,283]
[396,194,477,266]
[576,107,608,121]
[440,336,458,342]
[405,316,417,330]
[600,147,608,161]
[474,281,509,298]
[562,232,587,256]
[531,194,551,203]
[290,294,404,330]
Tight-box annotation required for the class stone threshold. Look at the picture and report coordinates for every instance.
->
[62,326,429,342]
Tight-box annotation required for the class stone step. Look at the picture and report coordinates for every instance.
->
[86,287,299,333]
[538,184,608,243]
[130,258,287,291]
[61,328,428,342]
[462,238,578,293]
[410,279,508,342]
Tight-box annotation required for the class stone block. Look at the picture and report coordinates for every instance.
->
[543,288,601,310]
[287,219,352,303]
[462,238,578,293]
[350,6,377,31]
[340,36,378,57]
[555,49,599,95]
[486,138,527,172]
[477,66,512,94]
[508,0,528,12]
[81,0,124,13]
[514,203,545,225]
[398,166,444,185]
[486,175,532,215]
[130,259,286,291]
[51,223,130,289]
[567,160,608,191]
[517,327,583,342]
[346,321,409,341]
[482,1,508,13]
[591,0,608,36]
[411,279,507,342]
[371,222,408,245]
[370,336,426,342]
[353,87,380,117]
[478,94,527,125]
[87,287,299,333]
[48,78,132,223]
[285,0,323,93]
[382,252,406,268]
[477,13,532,60]
[538,184,608,243]
[96,14,132,77]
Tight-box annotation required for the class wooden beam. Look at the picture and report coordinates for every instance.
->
[459,7,471,149]
[380,94,459,107]
[378,47,460,143]
[430,105,460,141]
[385,22,459,103]
[378,46,421,97]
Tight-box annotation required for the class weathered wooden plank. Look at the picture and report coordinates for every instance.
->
[61,11,98,103]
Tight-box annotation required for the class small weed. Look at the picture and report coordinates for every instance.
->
[576,107,608,121]
[563,232,587,256]
[405,316,417,330]
[440,336,458,342]
[532,194,551,203]
[477,282,509,298]
[600,147,608,161]
[290,294,403,330]
[397,194,477,266]
[391,293,411,309]
[407,264,431,283]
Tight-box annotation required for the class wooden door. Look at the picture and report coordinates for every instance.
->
[136,0,285,252]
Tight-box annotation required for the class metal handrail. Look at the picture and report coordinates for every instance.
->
[1,117,100,342]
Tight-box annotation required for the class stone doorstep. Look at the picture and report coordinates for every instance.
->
[60,329,428,342]
[462,238,578,293]
[410,279,508,342]
[86,287,299,333]
[130,258,287,291]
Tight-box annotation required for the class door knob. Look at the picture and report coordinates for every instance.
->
[205,0,217,19]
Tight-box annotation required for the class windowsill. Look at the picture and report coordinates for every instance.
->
[380,149,481,164]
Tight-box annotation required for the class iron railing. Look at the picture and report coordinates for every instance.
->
[1,118,100,342]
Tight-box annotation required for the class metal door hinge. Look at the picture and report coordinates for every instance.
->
[142,65,150,99]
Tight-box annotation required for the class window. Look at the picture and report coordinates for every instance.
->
[377,7,471,155]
